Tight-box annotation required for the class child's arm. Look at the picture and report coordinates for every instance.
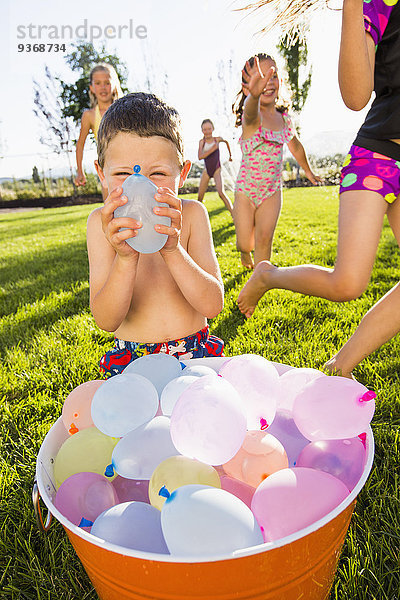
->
[75,110,92,186]
[87,186,142,332]
[198,139,219,160]
[155,190,224,318]
[241,57,275,131]
[338,0,376,110]
[217,138,233,161]
[287,136,322,185]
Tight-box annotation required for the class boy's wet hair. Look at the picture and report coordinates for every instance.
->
[97,92,184,168]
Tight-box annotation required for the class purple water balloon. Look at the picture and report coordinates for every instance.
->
[265,409,309,467]
[54,472,119,530]
[112,476,150,503]
[296,437,366,491]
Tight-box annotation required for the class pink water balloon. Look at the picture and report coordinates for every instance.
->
[112,476,150,503]
[219,354,279,431]
[170,375,247,465]
[54,472,119,530]
[251,467,349,542]
[62,380,103,435]
[223,431,288,488]
[219,475,255,509]
[293,377,376,441]
[296,437,366,491]
[265,409,310,467]
[278,368,326,412]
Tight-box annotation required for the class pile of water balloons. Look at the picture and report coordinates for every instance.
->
[53,353,376,556]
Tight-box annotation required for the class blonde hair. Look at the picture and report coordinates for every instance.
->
[89,63,123,108]
[232,53,291,127]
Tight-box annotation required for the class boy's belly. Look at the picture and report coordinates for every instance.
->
[113,257,207,343]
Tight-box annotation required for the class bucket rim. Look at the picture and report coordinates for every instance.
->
[35,359,375,564]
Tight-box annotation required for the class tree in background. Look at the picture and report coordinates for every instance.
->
[277,32,312,119]
[61,42,129,125]
[32,166,40,183]
[278,31,312,181]
[33,66,77,195]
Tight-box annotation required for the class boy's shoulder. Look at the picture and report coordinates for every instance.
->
[181,197,209,220]
[87,205,102,229]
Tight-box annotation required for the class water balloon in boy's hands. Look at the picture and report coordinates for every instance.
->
[114,165,171,254]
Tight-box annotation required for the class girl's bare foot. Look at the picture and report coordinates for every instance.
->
[323,357,355,380]
[241,252,254,270]
[237,261,276,318]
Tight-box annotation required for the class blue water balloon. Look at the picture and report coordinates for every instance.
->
[91,373,158,438]
[160,484,264,557]
[124,353,182,397]
[91,501,169,553]
[112,416,180,480]
[114,165,171,254]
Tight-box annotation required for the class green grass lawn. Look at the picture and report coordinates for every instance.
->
[1,187,399,599]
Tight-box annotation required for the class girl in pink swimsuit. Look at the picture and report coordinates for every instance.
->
[233,53,320,269]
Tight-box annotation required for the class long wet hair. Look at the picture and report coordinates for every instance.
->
[89,63,123,108]
[235,0,332,40]
[232,53,291,127]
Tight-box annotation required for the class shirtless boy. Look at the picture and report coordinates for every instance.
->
[87,93,225,376]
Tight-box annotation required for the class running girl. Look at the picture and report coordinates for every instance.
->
[75,63,123,199]
[233,53,320,270]
[198,119,234,215]
[237,0,400,372]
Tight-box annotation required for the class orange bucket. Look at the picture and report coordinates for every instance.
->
[34,358,374,600]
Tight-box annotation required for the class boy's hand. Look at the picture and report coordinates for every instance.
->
[101,186,142,259]
[154,187,182,254]
[242,56,274,99]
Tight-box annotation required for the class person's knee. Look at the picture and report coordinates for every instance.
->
[330,274,368,301]
[236,239,253,253]
[255,231,273,250]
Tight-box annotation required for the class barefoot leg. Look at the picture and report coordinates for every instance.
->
[237,261,277,317]
[198,169,210,202]
[233,191,255,269]
[253,188,282,264]
[214,169,233,215]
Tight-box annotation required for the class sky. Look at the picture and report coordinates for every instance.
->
[0,0,370,179]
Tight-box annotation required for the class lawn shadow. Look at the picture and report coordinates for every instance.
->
[207,206,229,219]
[0,239,89,319]
[212,222,236,246]
[0,285,90,353]
[0,210,89,243]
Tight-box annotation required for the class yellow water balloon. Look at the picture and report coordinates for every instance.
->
[149,455,221,511]
[54,427,119,488]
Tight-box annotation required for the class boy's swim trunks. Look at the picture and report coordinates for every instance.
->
[99,325,224,377]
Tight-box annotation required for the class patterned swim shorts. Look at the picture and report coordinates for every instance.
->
[99,325,225,377]
[340,145,400,204]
